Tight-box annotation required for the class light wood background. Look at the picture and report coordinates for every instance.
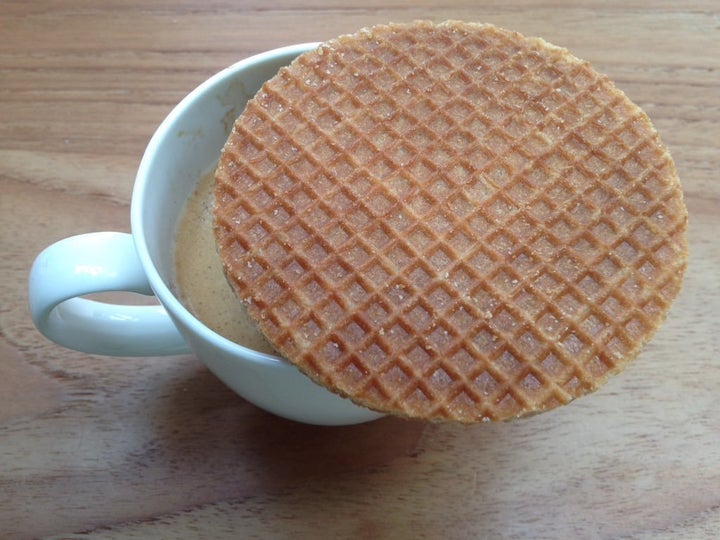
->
[1,1,718,538]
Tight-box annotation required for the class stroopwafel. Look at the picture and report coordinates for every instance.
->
[214,21,688,422]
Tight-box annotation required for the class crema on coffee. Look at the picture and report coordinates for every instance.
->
[173,168,276,355]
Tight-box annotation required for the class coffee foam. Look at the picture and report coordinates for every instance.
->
[173,167,276,354]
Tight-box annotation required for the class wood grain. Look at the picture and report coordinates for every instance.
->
[1,1,718,538]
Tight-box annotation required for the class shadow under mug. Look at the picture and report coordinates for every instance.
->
[28,44,384,426]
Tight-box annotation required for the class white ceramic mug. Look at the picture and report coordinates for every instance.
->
[28,44,384,426]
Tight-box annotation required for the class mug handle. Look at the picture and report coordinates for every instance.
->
[28,232,191,356]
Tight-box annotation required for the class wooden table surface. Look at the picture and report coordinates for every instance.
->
[1,1,718,538]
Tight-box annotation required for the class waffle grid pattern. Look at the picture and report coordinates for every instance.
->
[214,21,687,422]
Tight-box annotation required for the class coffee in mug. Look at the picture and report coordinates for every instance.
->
[172,166,276,355]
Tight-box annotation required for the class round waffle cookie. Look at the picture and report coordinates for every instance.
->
[214,21,688,422]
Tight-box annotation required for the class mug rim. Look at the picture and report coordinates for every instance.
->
[130,43,319,367]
